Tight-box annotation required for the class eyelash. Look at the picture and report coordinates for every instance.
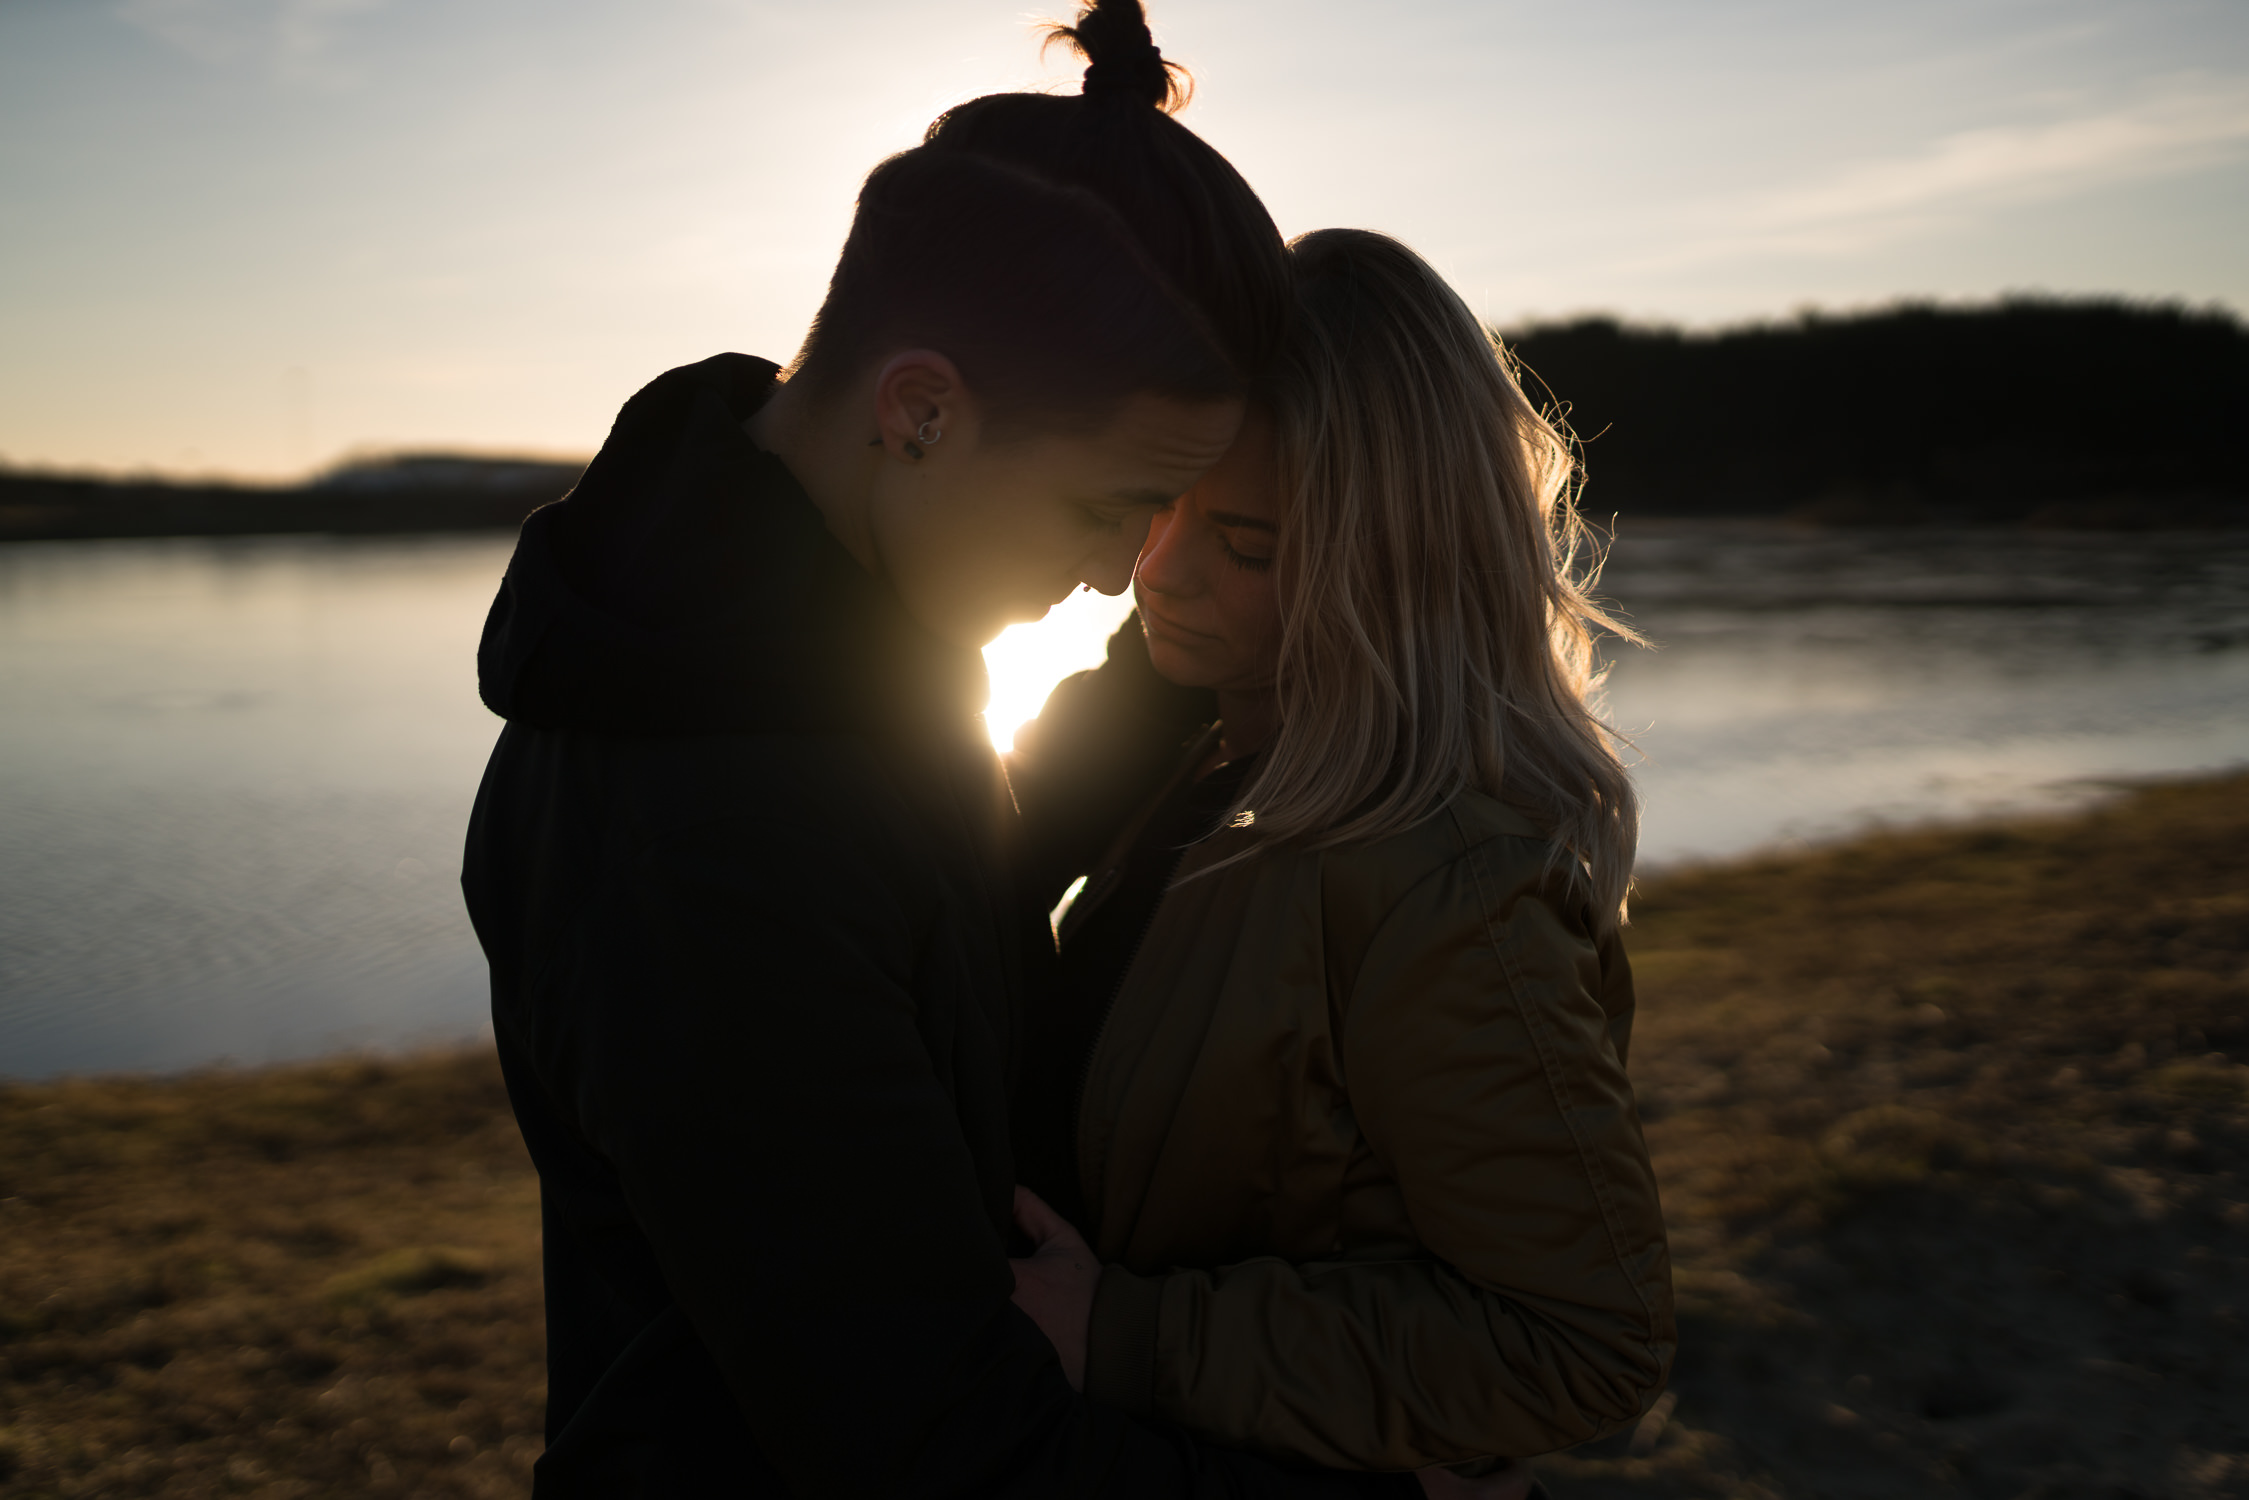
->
[1223,541,1273,573]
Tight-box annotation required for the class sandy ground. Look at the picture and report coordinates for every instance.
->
[1542,774,2249,1499]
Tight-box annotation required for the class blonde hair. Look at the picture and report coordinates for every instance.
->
[1229,228,1641,918]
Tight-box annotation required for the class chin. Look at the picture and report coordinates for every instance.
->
[973,597,1056,648]
[926,593,1046,651]
[924,607,1010,652]
[1141,633,1215,690]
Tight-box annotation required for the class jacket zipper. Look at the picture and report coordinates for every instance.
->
[1069,841,1190,1226]
[1063,721,1231,1221]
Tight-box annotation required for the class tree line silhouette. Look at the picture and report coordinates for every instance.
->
[0,454,586,542]
[2,298,2242,541]
[1506,297,2248,526]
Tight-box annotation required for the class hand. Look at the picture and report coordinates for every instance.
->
[1007,1185,1099,1390]
[1417,1458,1533,1500]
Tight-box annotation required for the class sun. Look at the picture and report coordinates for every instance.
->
[980,587,1138,752]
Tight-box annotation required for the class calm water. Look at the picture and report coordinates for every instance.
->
[3,525,2244,1079]
[1596,523,2249,865]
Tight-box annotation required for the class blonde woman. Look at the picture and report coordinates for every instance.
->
[1004,229,1675,1494]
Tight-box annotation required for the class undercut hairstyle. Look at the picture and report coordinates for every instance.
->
[1228,229,1644,919]
[787,0,1290,431]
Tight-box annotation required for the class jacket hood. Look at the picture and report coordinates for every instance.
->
[477,353,989,736]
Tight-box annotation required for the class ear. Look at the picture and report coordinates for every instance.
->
[869,350,982,466]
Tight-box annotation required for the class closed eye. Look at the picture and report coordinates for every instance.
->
[1208,507,1275,571]
[1223,539,1273,572]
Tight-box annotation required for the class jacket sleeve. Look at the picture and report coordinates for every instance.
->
[530,788,1413,1500]
[1083,832,1674,1469]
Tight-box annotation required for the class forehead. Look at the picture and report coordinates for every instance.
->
[1186,404,1279,521]
[1089,393,1246,481]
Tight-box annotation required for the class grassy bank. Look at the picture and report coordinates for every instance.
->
[0,1055,542,1497]
[2,775,2245,1498]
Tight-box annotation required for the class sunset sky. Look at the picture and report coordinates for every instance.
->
[3,0,2245,479]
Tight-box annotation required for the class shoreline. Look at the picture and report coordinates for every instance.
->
[0,459,581,544]
[5,469,2245,547]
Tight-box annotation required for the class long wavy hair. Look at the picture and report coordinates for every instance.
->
[1227,228,1642,919]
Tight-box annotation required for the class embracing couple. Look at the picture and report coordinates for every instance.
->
[463,3,1673,1495]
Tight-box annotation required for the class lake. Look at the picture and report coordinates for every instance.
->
[3,524,2245,1079]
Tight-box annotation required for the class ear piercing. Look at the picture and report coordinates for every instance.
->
[899,420,943,461]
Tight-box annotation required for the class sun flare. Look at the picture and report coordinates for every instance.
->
[980,586,1138,752]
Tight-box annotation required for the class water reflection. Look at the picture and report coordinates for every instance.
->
[1599,525,2249,863]
[0,537,509,1079]
[0,525,2242,1078]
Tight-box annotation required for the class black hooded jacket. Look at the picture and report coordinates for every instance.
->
[462,355,1416,1499]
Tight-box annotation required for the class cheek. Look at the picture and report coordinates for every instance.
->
[1141,632,1196,684]
[977,471,1094,559]
[1217,572,1282,664]
[873,480,1065,639]
[937,475,1078,582]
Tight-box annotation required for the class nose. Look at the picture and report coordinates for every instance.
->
[1081,509,1158,596]
[1132,505,1197,599]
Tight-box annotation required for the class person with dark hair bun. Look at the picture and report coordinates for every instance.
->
[462,4,1429,1495]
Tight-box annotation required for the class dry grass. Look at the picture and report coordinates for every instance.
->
[1,774,2244,1497]
[0,1052,543,1497]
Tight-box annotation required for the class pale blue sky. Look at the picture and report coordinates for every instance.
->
[3,0,2244,478]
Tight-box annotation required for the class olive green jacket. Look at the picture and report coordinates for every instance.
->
[1076,792,1675,1471]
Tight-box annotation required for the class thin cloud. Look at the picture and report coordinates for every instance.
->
[1624,76,2249,270]
[1759,82,2249,228]
[115,0,387,82]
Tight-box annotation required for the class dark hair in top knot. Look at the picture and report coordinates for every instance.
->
[789,0,1284,430]
[1041,0,1191,113]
